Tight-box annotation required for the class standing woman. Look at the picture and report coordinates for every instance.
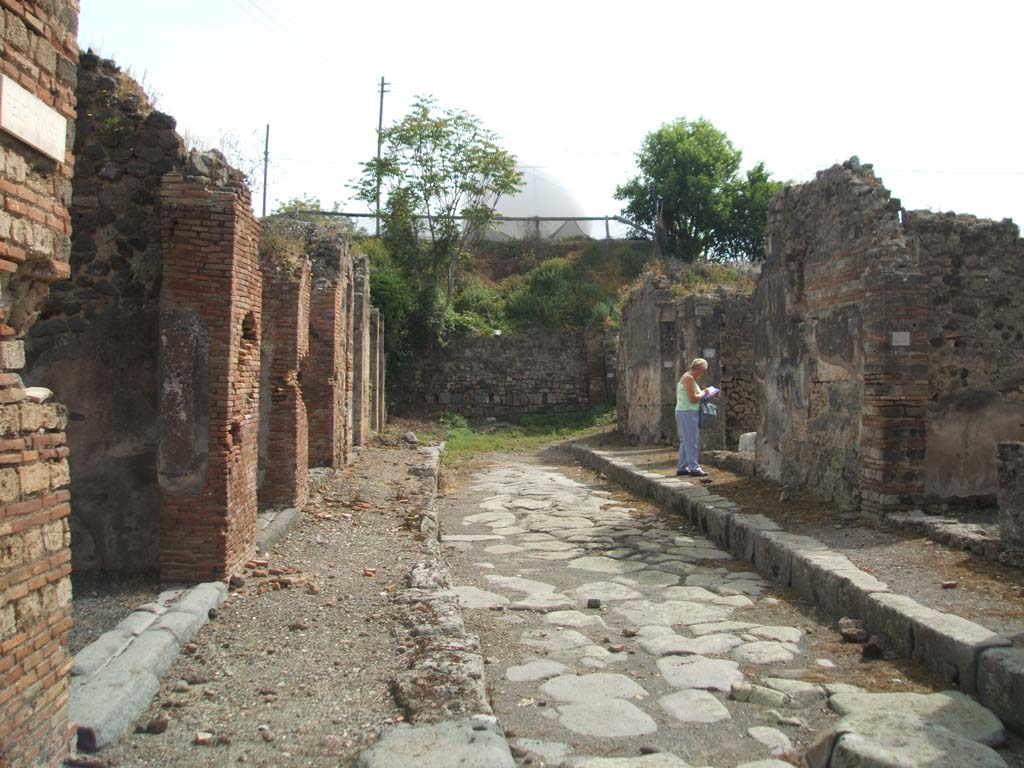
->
[676,358,710,478]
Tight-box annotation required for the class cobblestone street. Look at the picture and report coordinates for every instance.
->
[439,451,1020,768]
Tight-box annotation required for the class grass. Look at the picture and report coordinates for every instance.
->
[439,406,616,465]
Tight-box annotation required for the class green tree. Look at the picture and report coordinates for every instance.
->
[354,96,523,304]
[615,118,781,262]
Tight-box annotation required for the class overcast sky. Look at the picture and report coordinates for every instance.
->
[79,1,1024,237]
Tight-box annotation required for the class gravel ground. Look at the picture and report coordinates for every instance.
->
[578,433,1024,639]
[70,572,163,655]
[93,442,432,767]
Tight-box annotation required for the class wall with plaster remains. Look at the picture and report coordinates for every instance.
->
[400,330,603,418]
[0,1,79,764]
[907,212,1024,507]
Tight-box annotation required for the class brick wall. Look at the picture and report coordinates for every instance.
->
[0,1,79,764]
[157,164,261,583]
[400,331,593,418]
[305,225,353,468]
[25,54,180,573]
[369,307,383,432]
[351,255,371,445]
[907,212,1024,507]
[258,242,310,511]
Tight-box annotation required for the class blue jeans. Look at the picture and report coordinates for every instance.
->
[676,409,701,473]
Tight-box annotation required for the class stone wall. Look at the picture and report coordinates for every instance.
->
[369,307,384,432]
[755,159,927,515]
[617,275,758,450]
[351,255,371,445]
[304,224,354,468]
[157,161,261,583]
[400,331,595,418]
[258,240,309,511]
[907,212,1024,506]
[0,1,80,765]
[26,54,179,572]
[998,442,1024,565]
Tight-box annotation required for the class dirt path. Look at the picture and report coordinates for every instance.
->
[97,445,428,767]
[439,447,1022,768]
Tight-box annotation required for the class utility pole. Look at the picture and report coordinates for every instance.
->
[375,76,390,236]
[262,124,270,218]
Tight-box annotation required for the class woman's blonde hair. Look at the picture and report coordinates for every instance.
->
[689,358,709,371]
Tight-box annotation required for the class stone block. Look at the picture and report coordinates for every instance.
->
[977,647,1024,733]
[72,628,132,677]
[0,340,25,370]
[998,442,1024,548]
[151,610,203,643]
[0,466,19,502]
[727,513,781,563]
[354,718,514,768]
[911,614,1011,692]
[17,460,50,494]
[863,592,939,658]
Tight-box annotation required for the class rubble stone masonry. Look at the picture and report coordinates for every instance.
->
[258,242,310,511]
[157,166,261,583]
[0,1,79,764]
[998,442,1024,565]
[401,331,595,418]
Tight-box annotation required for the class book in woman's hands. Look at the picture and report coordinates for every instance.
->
[702,386,721,399]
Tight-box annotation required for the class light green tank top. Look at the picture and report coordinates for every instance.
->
[676,378,700,411]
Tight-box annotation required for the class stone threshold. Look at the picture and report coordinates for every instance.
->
[355,443,516,768]
[69,581,228,751]
[884,509,1013,565]
[565,440,1024,735]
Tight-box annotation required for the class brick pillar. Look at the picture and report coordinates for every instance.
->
[997,442,1024,565]
[369,308,382,432]
[0,344,74,766]
[859,266,928,520]
[258,252,310,510]
[158,173,261,583]
[306,243,348,468]
[351,256,371,446]
[341,265,355,463]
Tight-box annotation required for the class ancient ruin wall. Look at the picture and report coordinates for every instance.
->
[26,54,182,573]
[258,243,310,511]
[351,255,371,445]
[906,212,1024,506]
[304,225,353,468]
[0,1,80,765]
[755,159,927,513]
[616,275,678,444]
[400,331,592,418]
[369,307,383,432]
[158,166,261,583]
[721,294,758,446]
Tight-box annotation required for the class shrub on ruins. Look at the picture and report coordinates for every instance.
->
[353,96,524,307]
[615,117,782,262]
[504,258,612,330]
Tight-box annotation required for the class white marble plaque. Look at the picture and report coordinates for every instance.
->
[891,331,911,347]
[702,348,717,359]
[0,75,67,162]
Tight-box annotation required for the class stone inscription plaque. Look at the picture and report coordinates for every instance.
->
[0,75,67,162]
[890,331,911,348]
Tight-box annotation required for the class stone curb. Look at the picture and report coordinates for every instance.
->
[565,441,1024,733]
[355,442,516,767]
[69,581,228,751]
[254,467,334,552]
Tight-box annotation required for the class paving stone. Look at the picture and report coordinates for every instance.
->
[657,656,744,691]
[520,540,580,552]
[447,586,510,610]
[763,678,825,707]
[732,641,797,665]
[614,570,680,589]
[815,658,835,669]
[747,726,792,753]
[510,738,573,766]
[509,594,576,613]
[567,556,648,574]
[509,498,553,510]
[463,511,517,526]
[520,629,593,652]
[541,672,649,703]
[484,575,556,595]
[613,600,733,627]
[736,761,795,768]
[546,610,609,630]
[669,546,732,560]
[442,534,506,542]
[518,533,558,542]
[524,549,585,561]
[805,711,1008,768]
[824,683,864,696]
[685,574,727,589]
[529,517,596,532]
[659,586,718,602]
[564,754,694,768]
[690,621,761,636]
[505,660,569,682]
[711,594,755,608]
[749,626,802,644]
[659,689,732,723]
[640,633,743,657]
[556,699,658,738]
[648,560,700,576]
[484,544,525,555]
[354,718,514,768]
[490,526,527,536]
[568,581,643,603]
[828,691,1007,747]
